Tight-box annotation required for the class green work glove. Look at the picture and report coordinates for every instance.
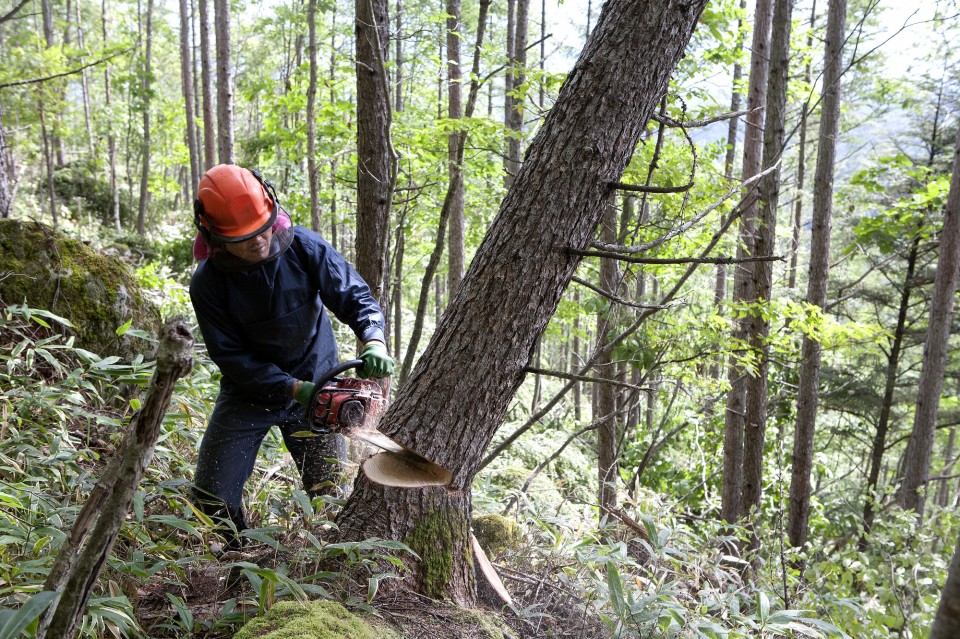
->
[293,381,316,406]
[360,342,394,379]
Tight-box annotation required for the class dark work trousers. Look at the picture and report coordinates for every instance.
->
[192,392,346,547]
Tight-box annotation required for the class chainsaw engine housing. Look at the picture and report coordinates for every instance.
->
[308,376,387,435]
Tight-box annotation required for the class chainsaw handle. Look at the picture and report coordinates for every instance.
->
[313,359,365,388]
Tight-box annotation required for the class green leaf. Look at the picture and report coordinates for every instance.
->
[115,319,133,336]
[0,591,59,639]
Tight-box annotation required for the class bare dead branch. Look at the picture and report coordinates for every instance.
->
[570,275,676,309]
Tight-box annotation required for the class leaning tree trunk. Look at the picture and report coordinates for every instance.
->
[336,0,708,605]
[721,0,773,524]
[895,124,960,514]
[355,0,394,305]
[787,0,843,551]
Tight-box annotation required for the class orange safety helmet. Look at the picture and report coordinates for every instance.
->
[194,165,278,243]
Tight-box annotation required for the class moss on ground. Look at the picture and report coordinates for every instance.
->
[233,601,401,639]
[472,514,520,557]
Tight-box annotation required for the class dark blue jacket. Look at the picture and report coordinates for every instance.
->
[190,226,385,403]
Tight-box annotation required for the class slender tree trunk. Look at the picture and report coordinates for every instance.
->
[394,0,403,112]
[214,0,234,164]
[337,0,707,604]
[932,531,960,639]
[741,0,793,523]
[788,0,817,289]
[860,234,919,542]
[179,0,200,197]
[446,0,465,295]
[787,0,844,551]
[137,0,154,236]
[712,0,747,381]
[198,0,216,170]
[307,0,321,231]
[597,199,620,512]
[895,126,960,514]
[74,1,95,157]
[721,0,773,523]
[504,0,529,189]
[102,0,121,230]
[0,107,11,218]
[398,0,491,381]
[938,428,957,508]
[355,0,394,304]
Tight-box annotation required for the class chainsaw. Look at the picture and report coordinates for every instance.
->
[307,359,388,436]
[306,360,452,488]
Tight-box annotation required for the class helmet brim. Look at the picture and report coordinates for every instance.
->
[216,205,278,243]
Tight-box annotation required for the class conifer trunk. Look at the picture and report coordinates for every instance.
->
[788,0,844,551]
[895,125,960,514]
[721,0,773,523]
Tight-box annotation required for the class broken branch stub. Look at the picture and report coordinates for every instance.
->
[41,317,194,639]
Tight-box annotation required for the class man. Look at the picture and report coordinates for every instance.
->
[189,164,393,547]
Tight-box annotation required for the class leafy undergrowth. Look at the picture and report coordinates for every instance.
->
[0,300,955,638]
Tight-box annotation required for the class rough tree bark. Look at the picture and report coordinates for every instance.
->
[354,0,394,305]
[41,319,193,639]
[336,0,708,605]
[740,0,793,524]
[721,0,773,523]
[788,0,844,551]
[895,124,960,514]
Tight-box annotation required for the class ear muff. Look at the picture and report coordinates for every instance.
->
[193,197,215,244]
[249,169,281,211]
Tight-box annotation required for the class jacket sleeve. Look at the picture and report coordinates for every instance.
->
[300,230,386,345]
[190,266,296,401]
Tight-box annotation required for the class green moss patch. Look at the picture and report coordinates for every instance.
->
[233,601,401,639]
[472,514,520,557]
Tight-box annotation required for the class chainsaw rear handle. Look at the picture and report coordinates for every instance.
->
[313,359,364,388]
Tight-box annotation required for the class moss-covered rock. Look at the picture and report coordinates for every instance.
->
[472,514,520,557]
[233,601,402,639]
[0,219,162,359]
